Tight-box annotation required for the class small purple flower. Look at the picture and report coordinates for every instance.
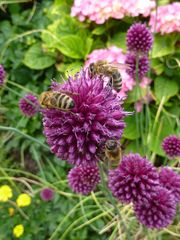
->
[19,94,39,117]
[108,153,159,204]
[0,64,5,86]
[159,167,180,204]
[42,69,127,166]
[162,135,180,158]
[125,53,149,80]
[68,165,100,195]
[40,188,54,201]
[126,23,153,54]
[134,187,176,229]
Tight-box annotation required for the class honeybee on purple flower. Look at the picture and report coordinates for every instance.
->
[88,60,130,93]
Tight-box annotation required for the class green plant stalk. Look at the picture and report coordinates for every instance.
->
[49,192,102,239]
[98,161,130,239]
[6,80,38,96]
[0,126,49,149]
[31,145,46,180]
[44,156,62,181]
[8,200,29,221]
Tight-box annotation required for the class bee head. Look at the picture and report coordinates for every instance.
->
[105,140,118,150]
[88,63,95,77]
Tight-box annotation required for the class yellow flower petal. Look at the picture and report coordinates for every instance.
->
[16,193,31,207]
[8,207,15,216]
[13,224,24,238]
[0,185,13,202]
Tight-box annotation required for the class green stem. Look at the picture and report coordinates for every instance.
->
[0,126,49,150]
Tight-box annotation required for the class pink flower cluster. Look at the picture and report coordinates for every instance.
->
[149,2,180,34]
[71,0,155,24]
[85,46,150,98]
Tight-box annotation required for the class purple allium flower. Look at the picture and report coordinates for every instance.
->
[108,153,159,204]
[159,167,180,204]
[42,69,127,166]
[126,23,153,54]
[19,94,39,117]
[40,188,54,201]
[68,165,100,195]
[125,53,149,80]
[134,187,176,229]
[162,135,180,158]
[0,64,5,86]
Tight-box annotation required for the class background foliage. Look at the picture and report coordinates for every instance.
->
[0,0,179,239]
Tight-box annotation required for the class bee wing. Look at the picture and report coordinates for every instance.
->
[60,90,79,97]
[105,63,130,70]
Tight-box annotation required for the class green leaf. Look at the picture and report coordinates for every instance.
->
[152,35,175,58]
[151,59,164,75]
[23,43,56,70]
[149,114,175,156]
[154,76,179,103]
[57,35,93,59]
[123,114,140,140]
[92,26,106,35]
[107,32,126,51]
[127,86,146,103]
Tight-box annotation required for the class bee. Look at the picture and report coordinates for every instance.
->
[88,60,129,92]
[105,139,122,169]
[39,91,75,111]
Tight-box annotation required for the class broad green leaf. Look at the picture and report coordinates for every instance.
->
[151,59,164,75]
[107,32,126,51]
[23,43,56,70]
[154,76,179,103]
[92,26,106,35]
[123,114,140,140]
[152,35,175,58]
[57,35,93,59]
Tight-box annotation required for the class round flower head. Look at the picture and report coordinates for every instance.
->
[40,188,54,201]
[0,64,5,86]
[19,93,39,117]
[68,165,100,195]
[108,153,159,204]
[125,53,149,80]
[159,167,180,204]
[42,69,127,166]
[162,135,180,159]
[134,187,176,229]
[126,23,153,54]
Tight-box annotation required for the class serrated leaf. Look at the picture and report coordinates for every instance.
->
[154,76,179,103]
[123,114,140,140]
[152,35,175,58]
[23,43,56,70]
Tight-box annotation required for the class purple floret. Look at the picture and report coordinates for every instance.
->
[134,187,176,229]
[42,69,127,166]
[159,167,180,204]
[68,165,100,195]
[126,23,153,54]
[162,135,180,158]
[108,153,159,204]
[19,93,39,117]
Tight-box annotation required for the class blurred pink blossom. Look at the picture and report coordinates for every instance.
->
[85,46,135,98]
[71,0,155,24]
[149,3,180,34]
